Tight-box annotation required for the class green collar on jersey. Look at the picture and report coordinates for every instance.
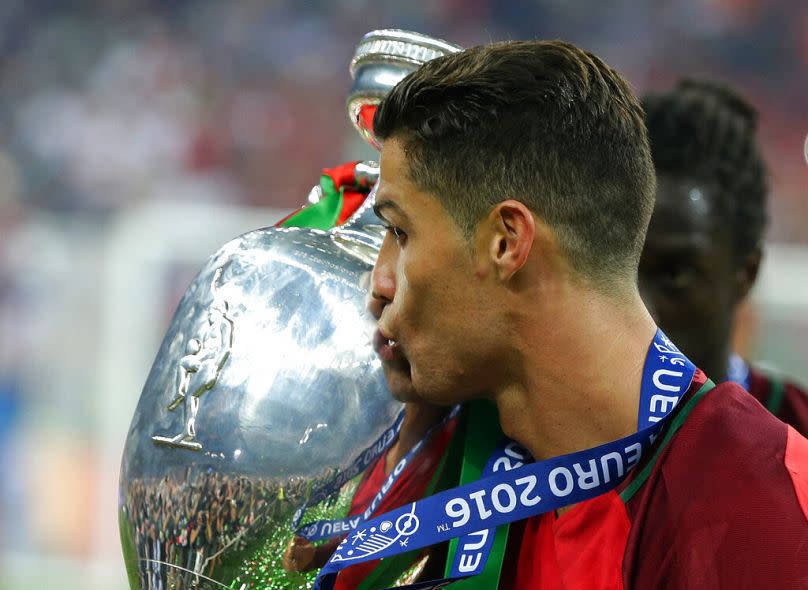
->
[620,380,716,503]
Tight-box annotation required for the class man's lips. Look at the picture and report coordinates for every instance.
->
[373,329,403,363]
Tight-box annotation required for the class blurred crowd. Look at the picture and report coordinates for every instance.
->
[1,0,806,221]
[0,1,805,588]
[121,467,353,590]
[123,471,273,590]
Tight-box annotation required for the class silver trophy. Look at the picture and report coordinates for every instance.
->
[119,30,460,590]
[347,29,462,149]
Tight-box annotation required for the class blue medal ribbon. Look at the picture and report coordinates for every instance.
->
[295,405,461,541]
[314,329,696,590]
[291,410,406,529]
[446,438,529,579]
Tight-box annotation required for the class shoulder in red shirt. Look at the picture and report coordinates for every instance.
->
[747,365,808,438]
[501,371,808,589]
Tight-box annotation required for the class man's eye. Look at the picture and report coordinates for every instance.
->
[386,226,407,245]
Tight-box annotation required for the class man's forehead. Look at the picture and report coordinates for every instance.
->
[376,146,414,215]
[373,171,413,220]
[373,192,407,216]
[378,135,406,167]
[376,137,446,222]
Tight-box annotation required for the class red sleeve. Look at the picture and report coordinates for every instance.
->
[785,425,808,520]
[624,382,808,589]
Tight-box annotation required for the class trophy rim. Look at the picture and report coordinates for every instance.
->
[349,28,462,77]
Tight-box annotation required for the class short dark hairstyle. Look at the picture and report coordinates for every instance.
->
[374,40,656,288]
[642,79,768,263]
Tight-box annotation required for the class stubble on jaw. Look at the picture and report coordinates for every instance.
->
[382,363,419,403]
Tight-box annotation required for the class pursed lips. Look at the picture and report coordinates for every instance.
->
[373,327,403,363]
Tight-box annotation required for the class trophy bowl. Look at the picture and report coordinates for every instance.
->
[119,220,402,590]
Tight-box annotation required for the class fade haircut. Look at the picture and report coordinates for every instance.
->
[373,40,656,289]
[642,79,768,265]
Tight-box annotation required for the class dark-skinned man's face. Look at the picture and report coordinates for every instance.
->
[639,174,758,381]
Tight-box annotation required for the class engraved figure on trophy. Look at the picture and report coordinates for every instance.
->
[152,269,234,451]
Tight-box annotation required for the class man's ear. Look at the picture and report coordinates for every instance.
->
[735,245,762,301]
[485,200,536,281]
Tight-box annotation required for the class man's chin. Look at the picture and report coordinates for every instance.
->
[382,363,420,403]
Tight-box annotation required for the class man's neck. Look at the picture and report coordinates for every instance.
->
[385,402,448,474]
[495,287,657,462]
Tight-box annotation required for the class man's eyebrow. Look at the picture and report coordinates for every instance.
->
[372,198,409,223]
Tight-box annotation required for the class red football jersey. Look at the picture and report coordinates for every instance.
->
[334,417,457,590]
[747,366,808,438]
[500,370,808,589]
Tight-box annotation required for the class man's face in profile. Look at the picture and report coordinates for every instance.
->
[368,137,501,406]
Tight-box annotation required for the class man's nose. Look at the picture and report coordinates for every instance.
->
[368,240,396,319]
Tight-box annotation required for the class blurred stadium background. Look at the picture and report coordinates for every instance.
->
[0,1,805,589]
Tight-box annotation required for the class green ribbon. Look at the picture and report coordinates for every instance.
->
[280,175,344,230]
[444,400,510,589]
[620,380,716,503]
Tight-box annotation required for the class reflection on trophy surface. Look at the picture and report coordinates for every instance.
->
[347,29,462,149]
[119,30,461,590]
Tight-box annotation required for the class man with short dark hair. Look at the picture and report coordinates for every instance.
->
[364,40,808,588]
[639,78,808,435]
